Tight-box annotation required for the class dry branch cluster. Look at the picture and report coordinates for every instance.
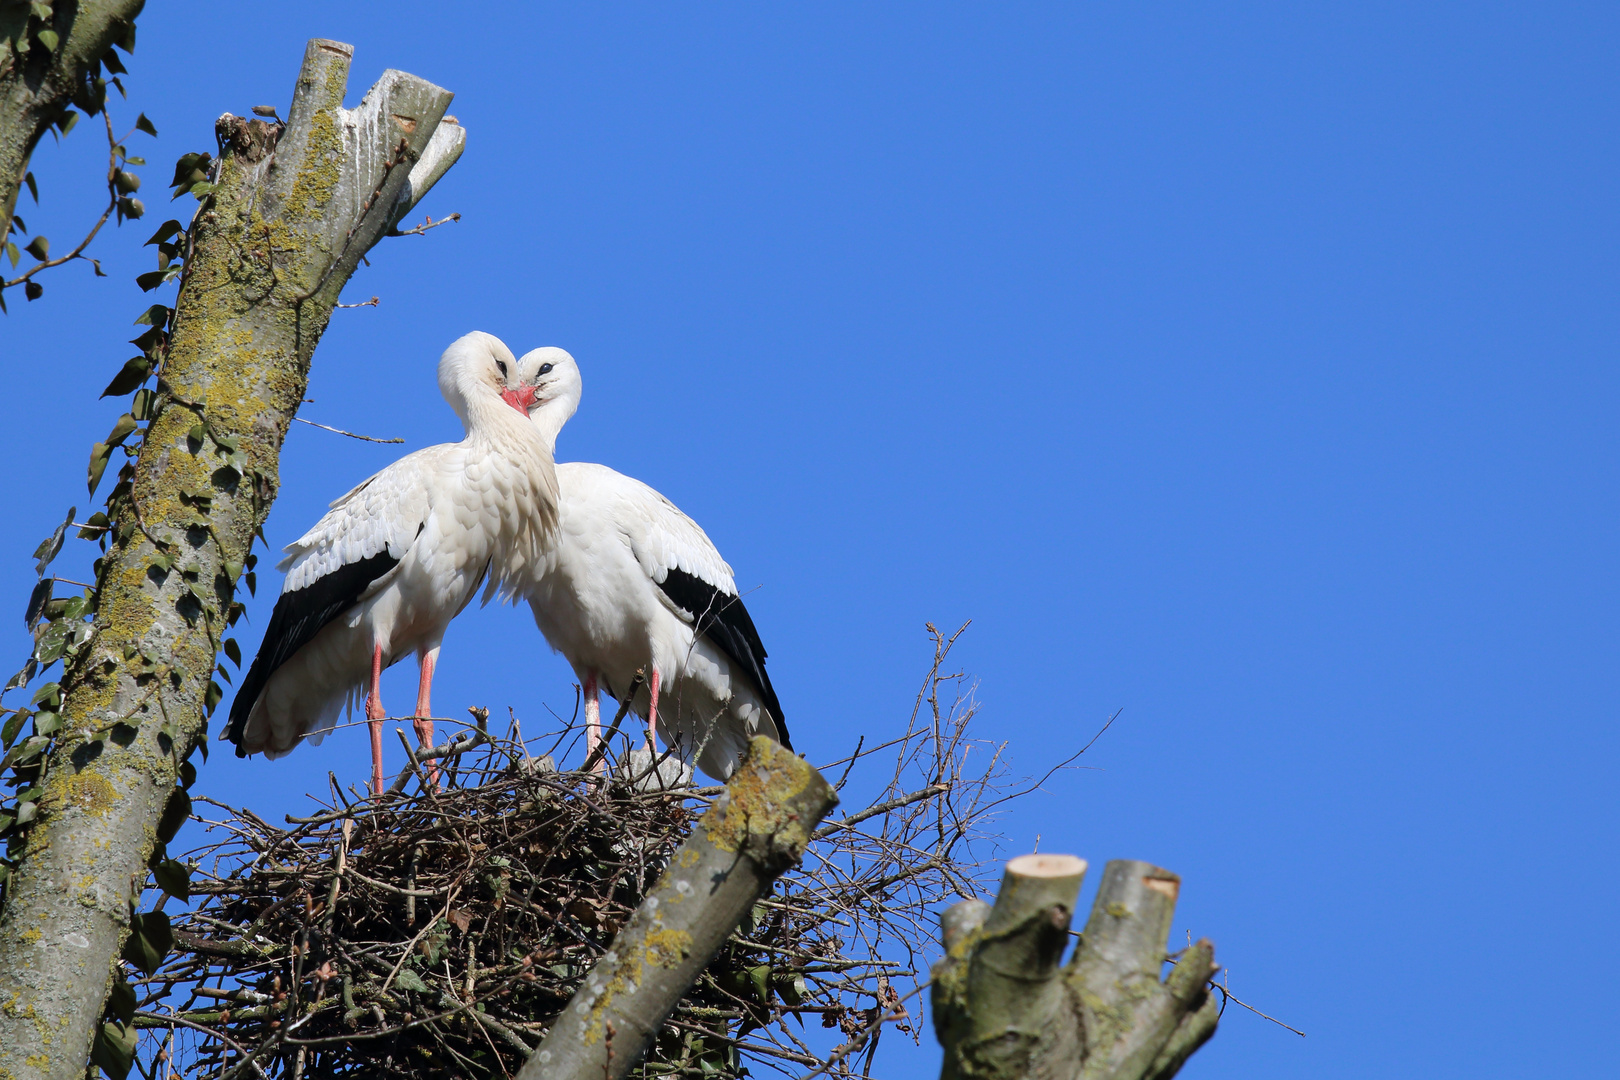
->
[123,631,1015,1079]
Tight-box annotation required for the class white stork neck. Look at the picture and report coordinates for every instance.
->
[464,393,552,456]
[528,393,578,452]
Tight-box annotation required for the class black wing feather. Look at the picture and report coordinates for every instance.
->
[656,567,790,750]
[225,550,399,754]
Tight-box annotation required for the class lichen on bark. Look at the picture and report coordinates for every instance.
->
[0,39,463,1080]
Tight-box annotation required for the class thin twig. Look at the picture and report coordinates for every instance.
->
[291,416,404,444]
[1210,982,1306,1037]
[388,212,461,237]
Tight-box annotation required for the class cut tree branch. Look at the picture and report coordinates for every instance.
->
[0,38,463,1080]
[933,855,1220,1080]
[517,738,839,1080]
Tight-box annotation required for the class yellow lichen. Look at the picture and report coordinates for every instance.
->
[46,770,118,818]
[281,108,343,226]
[701,737,815,857]
[581,919,694,1045]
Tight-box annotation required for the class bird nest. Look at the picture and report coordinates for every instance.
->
[123,627,1030,1079]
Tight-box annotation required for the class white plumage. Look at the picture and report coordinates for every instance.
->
[227,332,577,792]
[516,351,790,781]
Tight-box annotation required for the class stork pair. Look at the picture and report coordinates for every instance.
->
[224,332,789,792]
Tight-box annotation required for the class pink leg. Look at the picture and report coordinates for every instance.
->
[583,672,602,773]
[366,644,386,795]
[647,667,661,753]
[414,648,439,787]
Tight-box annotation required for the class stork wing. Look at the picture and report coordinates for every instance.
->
[227,449,444,748]
[573,463,788,747]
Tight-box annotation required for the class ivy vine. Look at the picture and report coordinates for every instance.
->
[1,0,148,310]
[0,125,271,1076]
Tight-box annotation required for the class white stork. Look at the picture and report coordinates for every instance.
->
[226,332,578,793]
[516,349,790,781]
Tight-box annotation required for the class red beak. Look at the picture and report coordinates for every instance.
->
[501,386,537,413]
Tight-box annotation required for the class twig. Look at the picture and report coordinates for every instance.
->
[291,416,404,444]
[335,295,379,309]
[1210,982,1306,1037]
[3,111,125,289]
[388,212,461,237]
[814,784,948,840]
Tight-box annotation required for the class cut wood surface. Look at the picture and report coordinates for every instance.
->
[933,855,1219,1080]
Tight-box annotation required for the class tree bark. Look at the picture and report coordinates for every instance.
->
[933,856,1220,1080]
[0,0,145,244]
[518,737,839,1080]
[0,39,462,1080]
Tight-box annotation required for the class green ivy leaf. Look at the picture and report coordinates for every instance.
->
[131,325,164,355]
[22,171,37,203]
[87,1023,136,1080]
[34,28,58,52]
[143,219,182,247]
[23,235,47,261]
[120,910,172,975]
[777,971,808,1008]
[86,442,112,497]
[32,506,74,574]
[104,413,139,448]
[106,975,136,1025]
[133,304,169,327]
[114,170,140,195]
[1,710,26,749]
[204,679,223,714]
[77,511,110,540]
[100,357,150,398]
[134,112,157,137]
[748,964,773,1006]
[24,578,50,628]
[156,786,191,844]
[152,858,190,900]
[34,620,70,664]
[4,242,17,268]
[394,969,429,993]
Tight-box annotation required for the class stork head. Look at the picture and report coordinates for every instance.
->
[514,346,583,437]
[437,330,527,426]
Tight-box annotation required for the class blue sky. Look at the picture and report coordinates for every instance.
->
[6,3,1618,1076]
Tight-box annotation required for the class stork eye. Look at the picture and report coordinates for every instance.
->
[496,360,508,377]
[538,363,554,375]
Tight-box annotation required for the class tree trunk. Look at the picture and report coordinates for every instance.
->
[0,39,462,1080]
[518,737,839,1080]
[0,0,145,243]
[933,855,1220,1080]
